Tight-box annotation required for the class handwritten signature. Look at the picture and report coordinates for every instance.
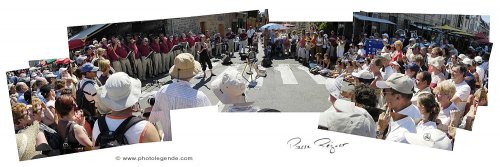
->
[287,137,349,154]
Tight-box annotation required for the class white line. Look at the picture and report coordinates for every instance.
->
[297,66,326,85]
[276,64,298,84]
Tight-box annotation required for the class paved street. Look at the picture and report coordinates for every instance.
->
[138,42,331,112]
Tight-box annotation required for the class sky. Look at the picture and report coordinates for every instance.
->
[482,15,490,23]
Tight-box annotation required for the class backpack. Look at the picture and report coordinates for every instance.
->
[61,122,83,155]
[95,116,145,149]
[76,80,97,123]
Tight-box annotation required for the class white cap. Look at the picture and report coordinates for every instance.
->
[474,56,483,63]
[458,54,467,60]
[404,128,453,151]
[358,42,364,46]
[325,77,354,100]
[430,56,445,68]
[352,70,374,80]
[318,99,376,138]
[376,73,414,94]
[462,58,473,66]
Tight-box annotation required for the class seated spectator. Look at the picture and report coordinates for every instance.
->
[433,81,460,128]
[404,128,453,151]
[212,69,260,112]
[415,93,440,133]
[353,84,383,122]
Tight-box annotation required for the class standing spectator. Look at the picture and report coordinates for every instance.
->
[77,63,100,130]
[247,26,256,49]
[239,29,248,54]
[392,40,404,62]
[93,72,160,146]
[55,95,93,153]
[150,53,212,141]
[226,28,236,57]
[97,59,112,85]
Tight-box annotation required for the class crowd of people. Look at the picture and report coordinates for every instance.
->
[7,25,277,161]
[313,30,490,151]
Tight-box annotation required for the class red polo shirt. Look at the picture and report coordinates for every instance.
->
[151,42,161,53]
[115,45,128,58]
[166,39,173,52]
[129,43,140,59]
[187,36,196,47]
[173,38,179,46]
[137,44,152,57]
[179,37,188,43]
[106,47,119,61]
[160,37,169,53]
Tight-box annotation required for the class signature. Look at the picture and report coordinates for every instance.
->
[287,137,349,154]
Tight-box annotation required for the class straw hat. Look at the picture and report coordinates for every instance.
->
[169,53,202,80]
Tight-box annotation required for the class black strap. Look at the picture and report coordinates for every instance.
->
[78,80,94,93]
[98,116,144,139]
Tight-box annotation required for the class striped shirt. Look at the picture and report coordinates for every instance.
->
[149,79,211,141]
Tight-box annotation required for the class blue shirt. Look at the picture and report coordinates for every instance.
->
[17,92,28,104]
[36,89,47,104]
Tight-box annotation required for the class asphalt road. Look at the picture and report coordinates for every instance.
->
[138,42,331,112]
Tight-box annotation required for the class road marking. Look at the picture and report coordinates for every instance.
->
[297,66,326,85]
[275,64,298,84]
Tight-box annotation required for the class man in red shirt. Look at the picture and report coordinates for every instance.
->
[107,38,122,72]
[226,28,236,57]
[151,36,162,77]
[160,33,169,74]
[187,31,196,56]
[128,37,144,80]
[138,37,153,78]
[114,38,133,77]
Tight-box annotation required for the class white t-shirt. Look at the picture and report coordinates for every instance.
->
[386,116,416,143]
[476,65,485,83]
[398,104,422,123]
[416,121,437,134]
[381,66,395,81]
[438,102,458,126]
[357,49,366,57]
[451,80,471,112]
[92,115,149,145]
[78,78,98,104]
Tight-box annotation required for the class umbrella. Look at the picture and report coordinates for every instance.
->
[259,23,288,31]
[283,23,295,27]
[55,58,70,65]
[450,31,474,37]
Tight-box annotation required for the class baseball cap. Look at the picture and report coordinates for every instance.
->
[352,70,374,80]
[81,63,99,73]
[404,63,421,72]
[318,99,376,138]
[376,73,414,94]
[404,128,452,151]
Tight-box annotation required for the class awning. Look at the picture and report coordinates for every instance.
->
[450,31,474,37]
[68,24,112,50]
[353,14,396,25]
[410,24,433,31]
[431,25,462,32]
